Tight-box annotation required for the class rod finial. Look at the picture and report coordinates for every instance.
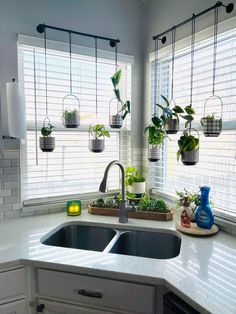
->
[161,36,167,44]
[36,24,45,33]
[225,3,234,13]
[110,40,116,48]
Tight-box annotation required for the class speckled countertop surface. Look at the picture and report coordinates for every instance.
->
[0,211,235,314]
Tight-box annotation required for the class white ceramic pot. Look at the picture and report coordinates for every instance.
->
[129,182,146,195]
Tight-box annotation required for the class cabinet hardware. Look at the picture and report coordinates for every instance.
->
[37,303,45,312]
[77,289,103,299]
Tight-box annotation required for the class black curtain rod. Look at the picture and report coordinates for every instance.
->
[152,1,234,40]
[36,23,120,47]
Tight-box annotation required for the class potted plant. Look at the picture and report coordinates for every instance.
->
[138,193,170,213]
[144,115,166,162]
[63,109,79,128]
[109,69,130,128]
[89,124,110,153]
[125,166,146,196]
[201,113,222,137]
[177,129,199,165]
[40,123,55,152]
[156,95,181,134]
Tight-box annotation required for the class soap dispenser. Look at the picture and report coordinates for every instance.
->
[195,186,214,229]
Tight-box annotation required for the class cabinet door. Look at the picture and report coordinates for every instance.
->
[0,299,26,314]
[37,299,118,314]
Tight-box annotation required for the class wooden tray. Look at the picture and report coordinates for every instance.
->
[88,205,173,221]
[176,222,219,236]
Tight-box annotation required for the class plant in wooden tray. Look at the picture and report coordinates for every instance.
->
[138,193,170,213]
[144,115,166,162]
[90,197,119,209]
[109,69,131,128]
[125,166,145,195]
[89,124,110,153]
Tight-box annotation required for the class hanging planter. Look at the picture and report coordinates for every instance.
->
[201,8,223,138]
[109,98,123,129]
[144,115,166,162]
[109,69,130,129]
[62,95,80,128]
[89,124,110,153]
[177,128,199,166]
[201,95,222,137]
[62,32,80,128]
[40,117,55,152]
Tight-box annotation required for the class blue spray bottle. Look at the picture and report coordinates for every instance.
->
[196,186,214,229]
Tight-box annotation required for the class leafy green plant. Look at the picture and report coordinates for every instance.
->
[176,188,213,210]
[41,124,54,137]
[177,132,199,161]
[157,95,195,128]
[125,166,145,187]
[111,69,130,120]
[144,115,166,147]
[63,109,79,121]
[138,193,169,213]
[89,124,110,139]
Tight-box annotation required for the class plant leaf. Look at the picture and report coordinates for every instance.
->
[111,69,122,88]
[161,95,170,107]
[185,106,195,115]
[173,105,184,113]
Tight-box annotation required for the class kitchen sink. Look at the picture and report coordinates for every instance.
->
[42,224,116,252]
[109,230,181,259]
[42,223,181,259]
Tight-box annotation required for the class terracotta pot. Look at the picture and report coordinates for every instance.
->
[181,148,199,165]
[40,137,55,152]
[89,139,105,153]
[148,147,161,162]
[165,119,179,134]
[109,114,123,129]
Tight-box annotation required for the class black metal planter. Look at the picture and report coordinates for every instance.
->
[165,119,179,134]
[40,137,55,152]
[148,146,161,162]
[109,114,123,129]
[181,148,199,166]
[89,139,105,153]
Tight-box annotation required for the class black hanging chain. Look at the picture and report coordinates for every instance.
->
[69,31,72,94]
[190,14,196,108]
[212,6,219,95]
[44,27,48,116]
[95,37,98,118]
[171,27,176,100]
[115,41,118,72]
[154,38,159,115]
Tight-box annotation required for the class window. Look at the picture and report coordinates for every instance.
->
[150,21,236,220]
[18,36,132,204]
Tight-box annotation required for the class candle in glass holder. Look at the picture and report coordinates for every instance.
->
[67,200,81,216]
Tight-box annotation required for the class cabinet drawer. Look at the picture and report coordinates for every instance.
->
[0,268,25,302]
[0,299,26,314]
[37,269,155,314]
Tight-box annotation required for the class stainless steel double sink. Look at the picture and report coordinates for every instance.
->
[41,223,181,260]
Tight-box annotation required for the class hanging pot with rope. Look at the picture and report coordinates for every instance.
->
[62,32,80,128]
[201,6,223,137]
[109,97,123,128]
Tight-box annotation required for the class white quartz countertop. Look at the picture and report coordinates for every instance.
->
[0,211,235,314]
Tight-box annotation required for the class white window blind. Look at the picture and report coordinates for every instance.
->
[150,25,236,220]
[18,37,132,203]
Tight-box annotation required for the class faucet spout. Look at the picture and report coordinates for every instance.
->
[99,160,128,223]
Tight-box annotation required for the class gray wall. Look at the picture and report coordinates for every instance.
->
[0,0,145,148]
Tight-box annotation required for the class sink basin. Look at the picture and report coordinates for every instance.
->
[109,230,181,259]
[42,223,181,259]
[42,224,116,252]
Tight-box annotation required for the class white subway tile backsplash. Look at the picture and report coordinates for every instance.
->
[0,160,11,167]
[4,196,20,204]
[3,151,20,159]
[4,182,19,189]
[3,167,19,175]
[0,189,11,197]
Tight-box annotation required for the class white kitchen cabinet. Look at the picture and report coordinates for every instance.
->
[36,298,118,314]
[0,268,25,303]
[0,299,26,314]
[36,269,155,314]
